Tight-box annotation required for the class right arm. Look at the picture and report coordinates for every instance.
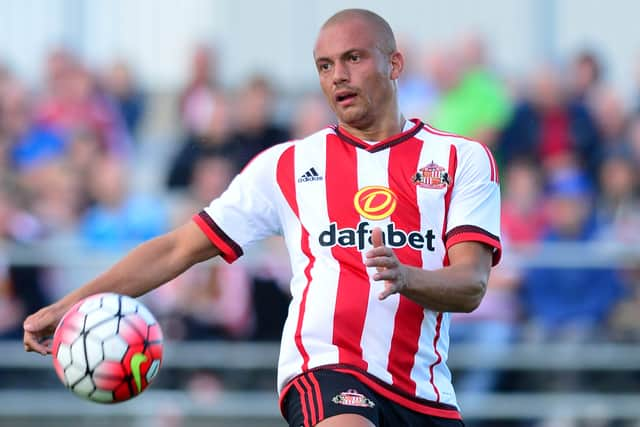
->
[23,221,219,354]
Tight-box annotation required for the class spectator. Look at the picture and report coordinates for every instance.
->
[520,168,626,340]
[397,36,439,119]
[179,44,219,137]
[20,160,84,234]
[498,64,601,177]
[429,34,511,146]
[80,154,168,248]
[0,253,24,339]
[500,158,547,246]
[36,60,132,157]
[102,60,146,137]
[590,86,629,156]
[169,153,237,224]
[609,266,640,341]
[0,80,67,173]
[569,49,603,107]
[167,93,235,189]
[227,75,290,170]
[629,115,640,166]
[290,93,334,139]
[594,154,640,244]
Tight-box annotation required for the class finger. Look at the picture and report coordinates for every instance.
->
[366,256,398,269]
[365,246,392,258]
[24,332,51,355]
[378,283,398,300]
[374,269,401,282]
[371,227,384,248]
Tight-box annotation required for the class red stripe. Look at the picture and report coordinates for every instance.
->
[423,122,499,183]
[299,375,317,425]
[423,123,476,142]
[276,146,314,371]
[428,313,444,402]
[441,145,458,267]
[192,213,240,263]
[333,367,461,419]
[293,380,311,427]
[446,231,502,266]
[480,143,499,183]
[386,137,425,394]
[308,372,324,420]
[425,144,458,400]
[326,135,369,370]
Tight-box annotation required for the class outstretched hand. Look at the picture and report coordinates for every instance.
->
[365,227,410,300]
[23,305,64,355]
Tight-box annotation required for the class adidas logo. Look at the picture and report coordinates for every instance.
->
[298,167,323,183]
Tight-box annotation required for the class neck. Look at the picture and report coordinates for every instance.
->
[340,112,406,141]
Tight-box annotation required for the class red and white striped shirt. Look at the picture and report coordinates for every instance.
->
[194,118,501,419]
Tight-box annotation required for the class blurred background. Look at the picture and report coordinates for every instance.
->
[1,0,640,426]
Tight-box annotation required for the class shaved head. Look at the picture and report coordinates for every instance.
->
[321,9,397,56]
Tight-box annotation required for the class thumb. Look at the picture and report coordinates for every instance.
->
[24,309,57,332]
[371,227,384,248]
[23,314,44,332]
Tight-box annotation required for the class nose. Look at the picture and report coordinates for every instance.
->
[332,61,349,85]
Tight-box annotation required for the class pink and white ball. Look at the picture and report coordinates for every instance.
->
[52,293,163,403]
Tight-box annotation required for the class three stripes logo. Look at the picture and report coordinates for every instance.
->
[298,167,323,183]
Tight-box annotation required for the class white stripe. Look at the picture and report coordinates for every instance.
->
[356,148,395,384]
[294,133,340,370]
[412,131,456,404]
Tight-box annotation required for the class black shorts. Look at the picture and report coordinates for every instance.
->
[282,369,465,427]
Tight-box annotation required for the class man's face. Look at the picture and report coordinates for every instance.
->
[313,18,398,130]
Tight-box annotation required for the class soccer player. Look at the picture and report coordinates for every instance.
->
[24,9,501,427]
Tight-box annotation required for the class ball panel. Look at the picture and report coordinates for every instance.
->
[70,338,88,369]
[135,302,157,325]
[148,323,163,342]
[94,360,126,379]
[147,342,163,360]
[98,293,122,315]
[85,336,105,370]
[77,294,104,314]
[146,359,161,384]
[73,376,95,397]
[94,374,124,391]
[114,381,134,402]
[119,295,139,314]
[64,364,88,385]
[84,308,116,331]
[90,389,115,404]
[56,342,72,367]
[89,318,121,341]
[102,334,128,361]
[56,310,86,344]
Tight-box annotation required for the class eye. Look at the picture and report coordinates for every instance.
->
[349,53,361,62]
[318,63,331,72]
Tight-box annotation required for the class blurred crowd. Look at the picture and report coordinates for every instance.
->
[2,34,640,408]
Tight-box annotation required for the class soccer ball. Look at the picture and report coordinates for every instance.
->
[52,293,163,403]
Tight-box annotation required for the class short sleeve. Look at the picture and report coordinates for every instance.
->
[445,142,501,265]
[193,145,288,263]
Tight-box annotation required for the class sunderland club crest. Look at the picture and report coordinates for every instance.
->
[413,161,450,189]
[332,389,375,408]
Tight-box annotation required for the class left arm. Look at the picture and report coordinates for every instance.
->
[365,227,492,312]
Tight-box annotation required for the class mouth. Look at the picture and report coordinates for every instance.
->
[335,90,358,106]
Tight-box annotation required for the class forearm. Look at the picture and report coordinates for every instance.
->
[401,262,488,312]
[55,223,218,313]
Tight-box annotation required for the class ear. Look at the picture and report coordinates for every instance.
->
[389,51,404,80]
